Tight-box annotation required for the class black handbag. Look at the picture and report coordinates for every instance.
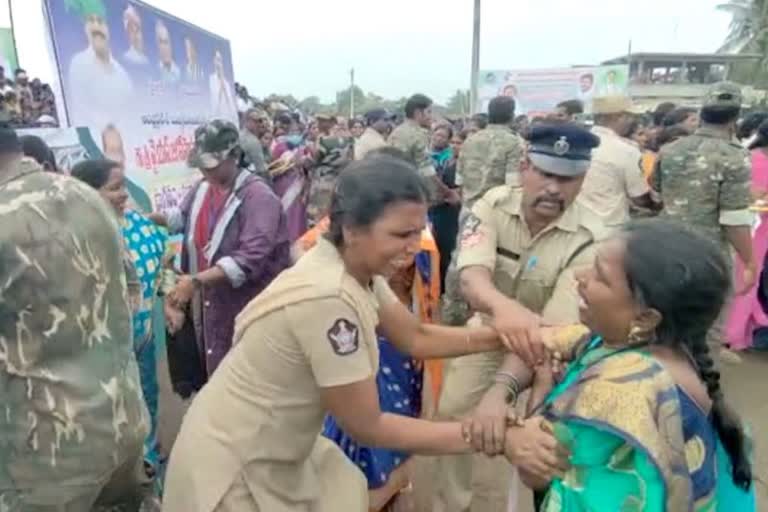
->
[165,305,206,399]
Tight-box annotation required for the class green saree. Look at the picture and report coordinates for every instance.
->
[538,337,755,512]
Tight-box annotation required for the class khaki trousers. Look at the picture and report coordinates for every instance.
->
[214,437,368,512]
[432,351,512,512]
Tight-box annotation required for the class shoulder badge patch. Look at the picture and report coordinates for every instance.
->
[460,211,486,248]
[327,318,359,356]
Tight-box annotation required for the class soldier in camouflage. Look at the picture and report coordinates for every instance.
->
[654,81,755,360]
[442,96,526,326]
[0,127,148,510]
[389,93,461,205]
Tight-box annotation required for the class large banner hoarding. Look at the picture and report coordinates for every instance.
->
[44,0,238,212]
[477,65,630,116]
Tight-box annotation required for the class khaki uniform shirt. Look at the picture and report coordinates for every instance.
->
[457,186,605,323]
[456,124,526,209]
[578,125,649,228]
[388,119,437,178]
[0,160,147,502]
[354,127,387,160]
[163,237,398,512]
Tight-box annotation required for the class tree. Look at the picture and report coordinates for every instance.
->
[265,94,299,108]
[446,89,470,116]
[717,0,768,86]
[298,96,323,114]
[335,85,366,117]
[718,0,767,52]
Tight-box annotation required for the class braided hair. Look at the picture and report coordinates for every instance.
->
[621,220,752,490]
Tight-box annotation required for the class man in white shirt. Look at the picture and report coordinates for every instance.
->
[354,109,394,160]
[156,20,180,84]
[209,50,236,121]
[578,96,660,229]
[122,5,148,66]
[500,83,525,115]
[577,72,595,113]
[67,4,134,130]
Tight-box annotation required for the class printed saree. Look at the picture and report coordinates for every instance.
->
[121,210,169,474]
[538,337,756,512]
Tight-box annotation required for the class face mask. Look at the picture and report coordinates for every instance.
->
[285,134,303,147]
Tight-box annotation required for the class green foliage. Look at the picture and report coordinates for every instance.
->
[446,89,471,116]
[718,0,768,86]
[263,87,468,118]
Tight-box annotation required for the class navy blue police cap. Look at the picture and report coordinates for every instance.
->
[526,122,601,177]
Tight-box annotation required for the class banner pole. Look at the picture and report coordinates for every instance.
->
[7,0,19,70]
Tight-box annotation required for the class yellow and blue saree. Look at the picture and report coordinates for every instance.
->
[539,336,755,512]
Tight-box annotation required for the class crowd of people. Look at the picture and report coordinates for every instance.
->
[0,66,58,128]
[0,80,762,512]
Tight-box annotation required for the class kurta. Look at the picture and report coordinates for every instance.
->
[163,238,399,511]
[173,170,291,375]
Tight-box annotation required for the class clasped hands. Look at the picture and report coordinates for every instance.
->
[491,300,565,369]
[461,403,569,484]
[462,301,570,482]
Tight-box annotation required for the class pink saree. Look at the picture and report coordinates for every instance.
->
[726,149,768,350]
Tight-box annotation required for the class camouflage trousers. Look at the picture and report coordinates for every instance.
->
[441,208,473,326]
[306,167,338,228]
[0,451,147,511]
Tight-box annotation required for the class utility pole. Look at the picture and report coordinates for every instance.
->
[469,0,481,115]
[350,68,355,118]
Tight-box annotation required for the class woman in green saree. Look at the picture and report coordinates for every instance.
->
[521,220,755,511]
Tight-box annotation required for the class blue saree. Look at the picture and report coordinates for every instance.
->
[122,210,167,473]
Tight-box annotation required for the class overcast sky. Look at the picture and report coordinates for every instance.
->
[6,0,732,104]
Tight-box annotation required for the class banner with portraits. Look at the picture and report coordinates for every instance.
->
[44,0,237,212]
[477,65,630,117]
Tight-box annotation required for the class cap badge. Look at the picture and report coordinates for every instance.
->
[553,136,570,156]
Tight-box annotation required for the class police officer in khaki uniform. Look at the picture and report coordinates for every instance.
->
[578,96,660,230]
[432,122,606,512]
[443,95,526,326]
[163,154,565,512]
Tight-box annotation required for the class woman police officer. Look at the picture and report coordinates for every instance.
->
[162,154,565,512]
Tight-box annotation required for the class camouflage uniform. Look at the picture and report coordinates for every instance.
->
[0,158,148,511]
[442,125,526,326]
[654,82,752,349]
[306,135,353,227]
[455,125,526,207]
[388,120,436,178]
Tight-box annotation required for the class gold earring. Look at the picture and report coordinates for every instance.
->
[628,325,645,344]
